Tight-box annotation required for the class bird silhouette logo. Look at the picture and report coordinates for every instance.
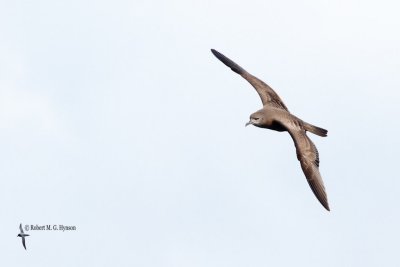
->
[17,223,29,250]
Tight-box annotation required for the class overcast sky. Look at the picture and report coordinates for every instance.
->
[1,0,400,266]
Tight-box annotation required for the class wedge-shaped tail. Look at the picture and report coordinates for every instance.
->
[304,123,328,137]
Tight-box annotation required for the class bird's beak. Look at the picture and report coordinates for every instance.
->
[245,121,252,127]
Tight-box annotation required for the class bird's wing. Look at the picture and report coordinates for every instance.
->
[211,49,289,111]
[19,223,23,233]
[22,237,26,250]
[287,128,330,211]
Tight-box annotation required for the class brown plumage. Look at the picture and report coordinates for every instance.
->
[211,49,330,211]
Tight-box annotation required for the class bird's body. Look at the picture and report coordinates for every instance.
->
[211,49,330,211]
[252,106,327,136]
[251,106,293,131]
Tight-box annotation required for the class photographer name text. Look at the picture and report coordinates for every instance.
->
[26,224,77,231]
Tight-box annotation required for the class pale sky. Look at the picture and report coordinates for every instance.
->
[1,0,400,266]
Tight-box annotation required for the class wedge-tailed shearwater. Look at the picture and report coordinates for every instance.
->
[211,49,330,211]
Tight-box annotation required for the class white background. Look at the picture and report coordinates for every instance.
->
[1,0,400,266]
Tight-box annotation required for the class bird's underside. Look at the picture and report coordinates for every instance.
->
[211,49,330,211]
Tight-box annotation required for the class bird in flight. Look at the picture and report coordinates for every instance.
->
[211,49,330,211]
[17,223,29,250]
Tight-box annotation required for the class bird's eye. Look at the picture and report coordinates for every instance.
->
[254,118,259,120]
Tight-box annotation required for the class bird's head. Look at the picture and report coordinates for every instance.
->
[245,111,264,127]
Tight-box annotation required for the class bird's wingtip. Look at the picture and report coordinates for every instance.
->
[210,49,245,75]
[322,201,330,211]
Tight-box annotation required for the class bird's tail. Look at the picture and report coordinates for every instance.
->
[304,123,328,137]
[211,49,246,75]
